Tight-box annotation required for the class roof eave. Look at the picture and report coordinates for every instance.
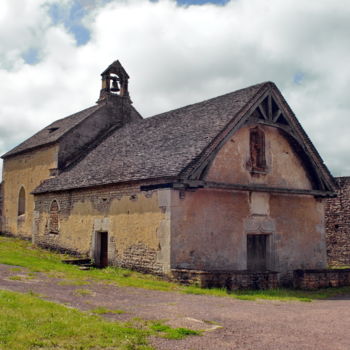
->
[32,176,180,195]
[1,141,58,160]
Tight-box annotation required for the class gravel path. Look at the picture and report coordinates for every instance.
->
[0,264,349,350]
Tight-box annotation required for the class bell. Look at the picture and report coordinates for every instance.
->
[110,77,120,93]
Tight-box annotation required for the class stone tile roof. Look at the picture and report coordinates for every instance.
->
[2,104,103,158]
[34,82,266,193]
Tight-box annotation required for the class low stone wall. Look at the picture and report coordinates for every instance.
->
[293,269,350,290]
[171,269,279,290]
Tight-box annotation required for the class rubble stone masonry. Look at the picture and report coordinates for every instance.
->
[325,177,350,266]
[171,269,279,290]
[293,269,350,290]
[33,183,170,275]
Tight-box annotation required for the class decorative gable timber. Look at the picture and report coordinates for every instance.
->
[249,93,290,126]
[180,82,336,196]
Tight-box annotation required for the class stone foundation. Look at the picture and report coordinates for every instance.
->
[293,269,350,290]
[118,243,164,275]
[171,269,279,290]
[0,231,31,241]
[36,241,85,257]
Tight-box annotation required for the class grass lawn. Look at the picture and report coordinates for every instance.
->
[1,235,350,302]
[0,289,199,350]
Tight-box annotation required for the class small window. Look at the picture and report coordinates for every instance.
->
[49,200,59,234]
[250,127,266,172]
[48,127,59,133]
[18,187,26,216]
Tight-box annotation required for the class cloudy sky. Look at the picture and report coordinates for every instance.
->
[0,0,349,177]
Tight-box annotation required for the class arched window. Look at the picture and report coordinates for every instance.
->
[49,200,59,234]
[18,187,26,216]
[250,127,266,172]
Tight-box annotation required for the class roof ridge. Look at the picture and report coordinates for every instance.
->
[179,82,270,179]
[34,81,269,193]
[2,103,104,159]
[48,104,101,125]
[58,122,124,172]
[270,84,336,190]
[145,82,270,120]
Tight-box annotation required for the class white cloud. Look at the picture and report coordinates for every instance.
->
[0,0,350,177]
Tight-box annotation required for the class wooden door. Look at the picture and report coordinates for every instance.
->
[247,234,268,271]
[99,232,108,268]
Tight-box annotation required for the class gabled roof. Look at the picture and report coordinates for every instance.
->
[101,60,129,78]
[34,82,266,193]
[2,102,142,159]
[34,81,336,195]
[2,104,103,158]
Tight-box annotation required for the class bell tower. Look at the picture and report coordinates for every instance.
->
[97,60,131,103]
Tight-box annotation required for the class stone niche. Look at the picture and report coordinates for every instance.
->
[245,192,276,272]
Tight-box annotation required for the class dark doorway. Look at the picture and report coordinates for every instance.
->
[96,232,108,268]
[247,234,268,271]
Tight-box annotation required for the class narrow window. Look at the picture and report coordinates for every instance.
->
[18,187,26,216]
[250,127,266,172]
[49,200,59,234]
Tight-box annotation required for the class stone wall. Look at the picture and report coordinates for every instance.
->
[0,182,3,231]
[33,183,170,275]
[293,269,350,290]
[171,187,327,286]
[171,122,327,285]
[171,269,279,290]
[2,145,59,239]
[57,99,140,169]
[325,177,350,266]
[206,124,313,190]
[172,268,350,290]
[120,243,162,274]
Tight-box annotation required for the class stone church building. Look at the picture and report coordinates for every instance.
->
[1,61,337,287]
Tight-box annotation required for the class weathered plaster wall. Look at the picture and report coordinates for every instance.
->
[325,177,350,266]
[171,123,325,283]
[0,182,3,231]
[2,145,58,238]
[206,124,312,189]
[170,188,249,271]
[170,188,327,283]
[34,185,171,274]
[269,194,327,282]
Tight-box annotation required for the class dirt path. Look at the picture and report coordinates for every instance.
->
[1,264,349,350]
